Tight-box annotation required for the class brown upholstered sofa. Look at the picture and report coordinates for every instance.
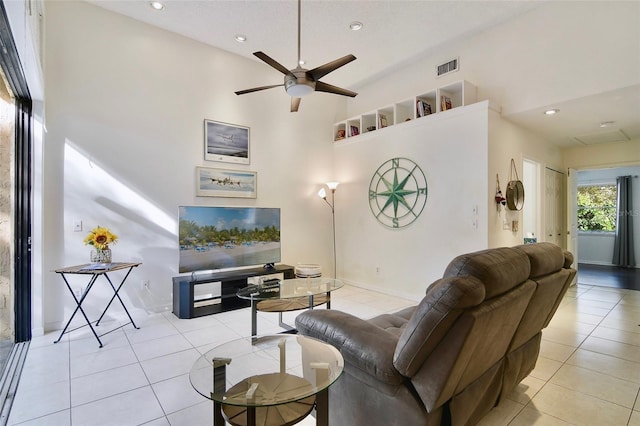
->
[295,242,576,426]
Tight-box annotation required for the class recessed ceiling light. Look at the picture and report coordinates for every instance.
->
[234,34,247,42]
[599,121,615,128]
[349,21,363,31]
[544,109,559,115]
[150,1,164,11]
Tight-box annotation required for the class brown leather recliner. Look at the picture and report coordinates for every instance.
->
[295,242,576,426]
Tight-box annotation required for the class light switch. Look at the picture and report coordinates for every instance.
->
[73,220,83,232]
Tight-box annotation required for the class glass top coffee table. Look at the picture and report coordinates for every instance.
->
[190,334,344,426]
[236,278,344,338]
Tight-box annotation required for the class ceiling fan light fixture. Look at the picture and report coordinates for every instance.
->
[234,0,357,110]
[285,82,315,97]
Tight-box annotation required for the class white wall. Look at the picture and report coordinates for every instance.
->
[334,102,488,299]
[35,1,640,332]
[578,233,616,266]
[341,1,602,252]
[41,2,343,331]
[346,1,639,120]
[576,166,640,266]
[564,139,640,170]
[487,111,564,248]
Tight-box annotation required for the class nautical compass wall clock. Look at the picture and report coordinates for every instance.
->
[368,157,428,228]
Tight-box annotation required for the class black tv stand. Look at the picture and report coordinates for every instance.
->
[172,264,294,319]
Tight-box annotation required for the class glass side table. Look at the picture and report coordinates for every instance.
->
[190,334,344,426]
[236,277,344,338]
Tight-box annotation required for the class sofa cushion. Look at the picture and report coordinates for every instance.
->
[393,306,417,321]
[444,246,531,299]
[563,250,575,269]
[515,242,564,278]
[295,310,405,385]
[410,279,535,411]
[394,276,485,377]
[369,313,411,338]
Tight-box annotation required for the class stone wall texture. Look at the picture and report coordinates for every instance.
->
[0,72,14,341]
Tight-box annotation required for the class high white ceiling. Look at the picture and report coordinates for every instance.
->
[86,0,640,148]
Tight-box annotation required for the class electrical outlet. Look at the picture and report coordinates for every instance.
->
[142,280,150,290]
[73,220,83,232]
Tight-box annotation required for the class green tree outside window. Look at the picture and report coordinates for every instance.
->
[577,185,617,232]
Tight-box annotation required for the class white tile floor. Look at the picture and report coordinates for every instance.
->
[7,283,640,426]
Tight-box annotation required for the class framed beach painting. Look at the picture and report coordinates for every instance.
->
[204,119,250,164]
[196,167,257,198]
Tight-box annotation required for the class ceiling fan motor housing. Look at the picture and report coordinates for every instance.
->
[285,69,316,97]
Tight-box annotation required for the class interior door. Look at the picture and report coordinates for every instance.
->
[544,168,566,249]
[567,168,578,279]
[523,159,540,242]
[554,171,566,248]
[545,169,554,244]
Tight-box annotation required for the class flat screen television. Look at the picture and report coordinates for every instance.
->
[178,206,281,273]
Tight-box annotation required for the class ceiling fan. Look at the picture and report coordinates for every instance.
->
[235,0,357,112]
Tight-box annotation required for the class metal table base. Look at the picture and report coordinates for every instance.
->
[53,262,141,348]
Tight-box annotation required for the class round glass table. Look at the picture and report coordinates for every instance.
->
[236,277,344,338]
[190,334,344,426]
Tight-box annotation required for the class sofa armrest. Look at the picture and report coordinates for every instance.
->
[295,310,405,385]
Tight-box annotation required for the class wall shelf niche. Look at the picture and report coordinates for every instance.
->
[333,80,477,142]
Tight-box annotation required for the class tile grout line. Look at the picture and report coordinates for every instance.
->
[550,286,639,415]
[506,288,584,425]
[508,283,636,425]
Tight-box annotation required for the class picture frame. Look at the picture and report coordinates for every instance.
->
[204,119,250,164]
[196,167,257,198]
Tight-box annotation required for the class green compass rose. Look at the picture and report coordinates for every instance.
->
[368,158,428,228]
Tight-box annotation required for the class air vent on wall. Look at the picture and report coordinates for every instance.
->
[436,57,459,77]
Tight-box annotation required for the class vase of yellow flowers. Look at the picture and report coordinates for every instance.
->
[84,226,118,264]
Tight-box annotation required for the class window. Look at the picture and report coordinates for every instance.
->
[577,184,617,232]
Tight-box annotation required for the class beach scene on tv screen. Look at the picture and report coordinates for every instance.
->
[178,206,281,272]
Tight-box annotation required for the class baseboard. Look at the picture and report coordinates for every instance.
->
[337,278,422,303]
[579,261,640,269]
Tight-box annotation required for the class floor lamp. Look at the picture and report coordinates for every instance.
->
[318,182,339,278]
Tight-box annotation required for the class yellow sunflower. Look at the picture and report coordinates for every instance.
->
[84,226,118,250]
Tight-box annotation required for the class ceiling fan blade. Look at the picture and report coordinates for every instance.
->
[253,52,296,78]
[291,97,301,112]
[235,84,283,95]
[315,81,357,97]
[308,54,357,81]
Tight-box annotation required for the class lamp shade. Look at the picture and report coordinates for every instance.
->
[318,188,327,199]
[326,181,339,190]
